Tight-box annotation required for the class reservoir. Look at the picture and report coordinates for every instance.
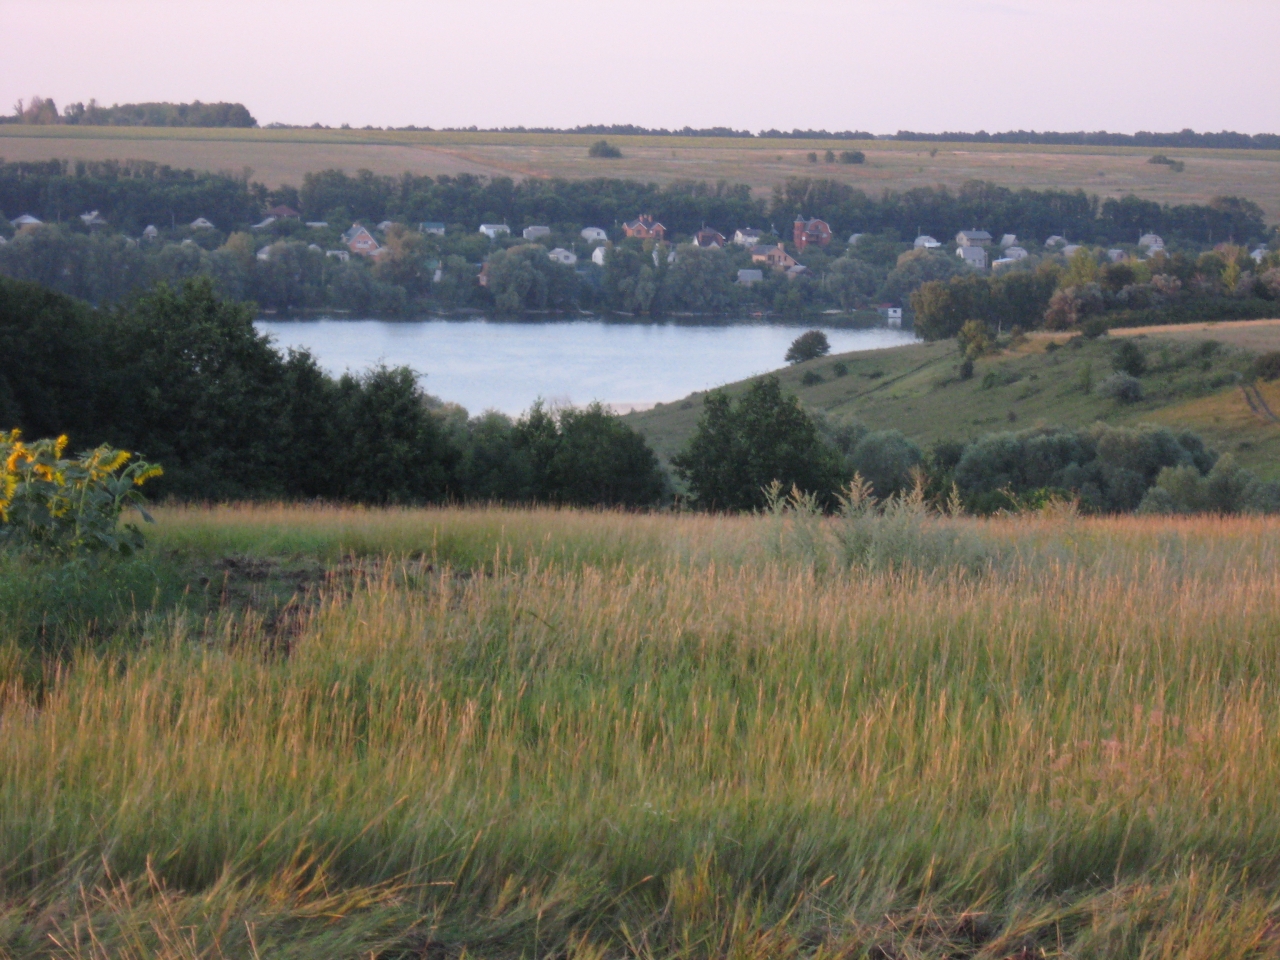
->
[256,318,917,416]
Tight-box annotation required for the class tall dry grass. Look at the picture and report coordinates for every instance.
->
[2,504,1280,958]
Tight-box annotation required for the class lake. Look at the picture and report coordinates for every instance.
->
[256,318,918,416]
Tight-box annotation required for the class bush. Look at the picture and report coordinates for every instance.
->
[848,430,923,499]
[0,431,161,557]
[1097,373,1143,402]
[831,361,848,378]
[838,150,866,164]
[1112,339,1147,376]
[587,139,622,158]
[785,330,831,364]
[959,357,975,380]
[801,370,823,386]
[1252,351,1280,381]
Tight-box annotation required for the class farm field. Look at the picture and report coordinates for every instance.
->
[628,322,1280,480]
[4,126,1280,219]
[3,503,1280,958]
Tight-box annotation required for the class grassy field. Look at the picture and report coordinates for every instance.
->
[4,126,1280,220]
[2,503,1280,958]
[627,323,1280,481]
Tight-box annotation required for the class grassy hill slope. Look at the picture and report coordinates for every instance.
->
[627,324,1280,480]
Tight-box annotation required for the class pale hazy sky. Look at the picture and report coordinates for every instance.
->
[6,0,1279,134]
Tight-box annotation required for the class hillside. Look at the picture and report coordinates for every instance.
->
[3,125,1280,219]
[627,320,1280,481]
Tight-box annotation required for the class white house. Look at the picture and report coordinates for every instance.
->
[957,246,988,270]
[734,228,764,246]
[10,214,42,228]
[251,216,277,230]
[1044,235,1067,248]
[479,223,510,239]
[419,222,446,236]
[991,258,1018,271]
[1108,249,1127,263]
[308,243,322,253]
[79,210,108,228]
[580,227,608,242]
[377,220,395,232]
[877,305,903,327]
[1004,246,1029,261]
[737,268,763,286]
[848,233,864,245]
[548,247,577,265]
[190,217,215,229]
[142,225,159,239]
[523,225,552,241]
[956,229,992,247]
[592,246,608,266]
[1000,234,1018,249]
[1252,247,1269,264]
[306,221,329,229]
[1062,244,1083,258]
[913,235,941,249]
[256,245,272,261]
[1138,233,1165,252]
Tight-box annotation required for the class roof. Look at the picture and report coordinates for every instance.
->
[268,205,300,218]
[11,214,42,226]
[420,221,446,229]
[190,217,215,229]
[737,269,763,279]
[79,210,108,225]
[958,230,992,240]
[342,224,373,241]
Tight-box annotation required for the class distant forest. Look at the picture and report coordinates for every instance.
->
[4,97,257,128]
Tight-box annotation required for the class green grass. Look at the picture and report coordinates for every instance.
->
[628,332,1280,480]
[3,504,1280,957]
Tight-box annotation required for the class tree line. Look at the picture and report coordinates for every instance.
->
[5,98,257,127]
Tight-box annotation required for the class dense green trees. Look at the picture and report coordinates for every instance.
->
[672,377,846,511]
[0,276,667,506]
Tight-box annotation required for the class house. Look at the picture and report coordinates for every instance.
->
[548,247,577,265]
[1108,249,1127,263]
[955,229,992,247]
[848,233,864,245]
[523,225,552,241]
[306,221,329,229]
[592,246,608,266]
[751,243,798,269]
[1004,246,1029,261]
[793,217,832,251]
[308,243,322,253]
[785,264,809,280]
[10,214,42,231]
[1062,244,1082,257]
[737,268,764,286]
[190,217,215,229]
[1253,247,1269,264]
[877,304,903,327]
[733,228,763,246]
[251,216,277,230]
[325,250,350,262]
[991,258,1018,271]
[479,223,510,239]
[419,222,446,236]
[268,204,300,219]
[957,246,987,270]
[341,224,381,256]
[914,235,941,249]
[1138,233,1165,252]
[692,228,726,249]
[1045,235,1067,248]
[622,215,665,240]
[580,226,608,242]
[79,210,108,228]
[1000,234,1018,249]
[142,225,159,239]
[256,245,272,261]
[376,220,395,233]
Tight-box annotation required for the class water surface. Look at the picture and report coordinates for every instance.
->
[257,318,917,415]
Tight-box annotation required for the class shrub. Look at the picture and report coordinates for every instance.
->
[785,330,831,364]
[831,361,849,378]
[1112,339,1147,376]
[1252,351,1280,381]
[956,319,993,358]
[959,357,975,380]
[0,431,161,557]
[801,370,823,386]
[1097,373,1143,403]
[848,430,923,499]
[839,150,866,164]
[587,139,622,158]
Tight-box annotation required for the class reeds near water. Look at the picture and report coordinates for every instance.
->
[2,504,1280,958]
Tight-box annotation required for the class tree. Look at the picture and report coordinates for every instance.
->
[484,244,578,313]
[785,330,831,364]
[848,430,923,498]
[588,139,622,158]
[1112,339,1147,376]
[878,248,964,303]
[671,376,846,511]
[826,256,882,309]
[661,245,734,313]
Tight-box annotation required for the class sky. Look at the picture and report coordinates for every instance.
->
[6,0,1280,134]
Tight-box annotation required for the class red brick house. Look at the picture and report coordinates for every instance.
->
[622,215,666,240]
[342,224,381,257]
[793,217,832,251]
